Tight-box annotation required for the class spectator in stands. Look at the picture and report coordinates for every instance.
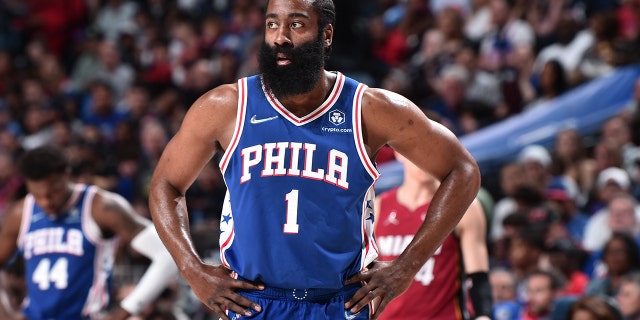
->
[520,269,567,320]
[586,232,640,298]
[426,64,470,135]
[68,28,104,93]
[566,295,622,320]
[20,0,86,58]
[518,144,554,195]
[457,42,503,110]
[583,173,637,252]
[543,238,589,297]
[478,0,536,117]
[478,0,535,73]
[601,116,640,185]
[550,128,597,206]
[507,229,546,298]
[81,80,130,144]
[544,176,589,246]
[524,59,569,111]
[93,0,139,42]
[533,15,592,84]
[95,39,135,100]
[464,0,492,43]
[573,10,622,84]
[588,165,633,214]
[491,268,521,319]
[491,161,526,242]
[616,271,640,320]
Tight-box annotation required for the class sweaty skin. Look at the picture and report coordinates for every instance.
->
[148,0,480,319]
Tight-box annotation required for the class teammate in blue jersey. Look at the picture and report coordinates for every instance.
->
[0,146,178,320]
[148,0,481,319]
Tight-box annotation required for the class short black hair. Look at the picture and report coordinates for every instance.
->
[312,0,336,31]
[18,146,69,180]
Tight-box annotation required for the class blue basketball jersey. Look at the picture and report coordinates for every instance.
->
[17,184,117,320]
[219,72,380,289]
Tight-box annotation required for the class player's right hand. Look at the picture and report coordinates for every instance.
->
[186,263,264,320]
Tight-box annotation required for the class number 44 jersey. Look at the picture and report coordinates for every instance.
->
[17,184,117,320]
[219,72,380,290]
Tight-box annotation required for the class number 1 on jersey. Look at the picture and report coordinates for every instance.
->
[283,189,299,234]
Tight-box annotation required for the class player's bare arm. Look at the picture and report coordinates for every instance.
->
[346,88,481,318]
[92,190,179,319]
[0,201,25,320]
[91,190,149,243]
[149,84,263,320]
[456,199,489,275]
[0,201,24,267]
[457,199,492,319]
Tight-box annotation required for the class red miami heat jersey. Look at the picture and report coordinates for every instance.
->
[218,72,380,290]
[375,188,468,320]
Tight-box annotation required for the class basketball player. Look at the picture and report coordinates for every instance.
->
[0,146,178,319]
[148,0,481,319]
[374,152,492,320]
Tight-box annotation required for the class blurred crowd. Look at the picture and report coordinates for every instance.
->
[1,0,640,319]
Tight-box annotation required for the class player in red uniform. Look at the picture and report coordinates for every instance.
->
[375,152,493,319]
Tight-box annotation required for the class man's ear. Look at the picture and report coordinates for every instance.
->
[324,24,333,47]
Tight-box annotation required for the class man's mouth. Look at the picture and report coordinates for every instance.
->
[276,53,291,66]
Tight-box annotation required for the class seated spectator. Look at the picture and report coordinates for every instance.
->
[507,228,547,300]
[566,295,622,320]
[491,161,526,243]
[523,59,569,111]
[583,186,639,253]
[491,267,521,320]
[616,271,640,320]
[544,176,589,246]
[590,141,625,205]
[542,238,589,297]
[600,116,640,186]
[518,144,554,195]
[520,269,565,320]
[586,232,640,298]
[550,128,597,207]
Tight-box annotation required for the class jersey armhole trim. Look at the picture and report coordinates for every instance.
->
[16,196,34,249]
[81,185,102,245]
[219,78,247,173]
[352,84,380,181]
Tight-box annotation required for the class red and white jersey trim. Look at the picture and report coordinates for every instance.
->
[263,72,346,126]
[220,78,248,174]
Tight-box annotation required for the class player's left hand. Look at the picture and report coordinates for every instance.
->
[344,260,414,320]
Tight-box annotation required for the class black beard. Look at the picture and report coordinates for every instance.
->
[258,36,326,98]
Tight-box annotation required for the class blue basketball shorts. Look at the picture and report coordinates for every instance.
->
[226,283,370,319]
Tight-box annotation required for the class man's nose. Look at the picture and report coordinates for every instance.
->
[274,26,292,47]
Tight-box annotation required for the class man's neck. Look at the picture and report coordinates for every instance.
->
[277,70,336,117]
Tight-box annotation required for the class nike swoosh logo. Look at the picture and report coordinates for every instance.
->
[250,115,279,124]
[344,311,357,320]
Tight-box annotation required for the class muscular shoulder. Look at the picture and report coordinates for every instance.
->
[185,84,238,123]
[180,83,239,147]
[360,87,431,153]
[90,187,148,238]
